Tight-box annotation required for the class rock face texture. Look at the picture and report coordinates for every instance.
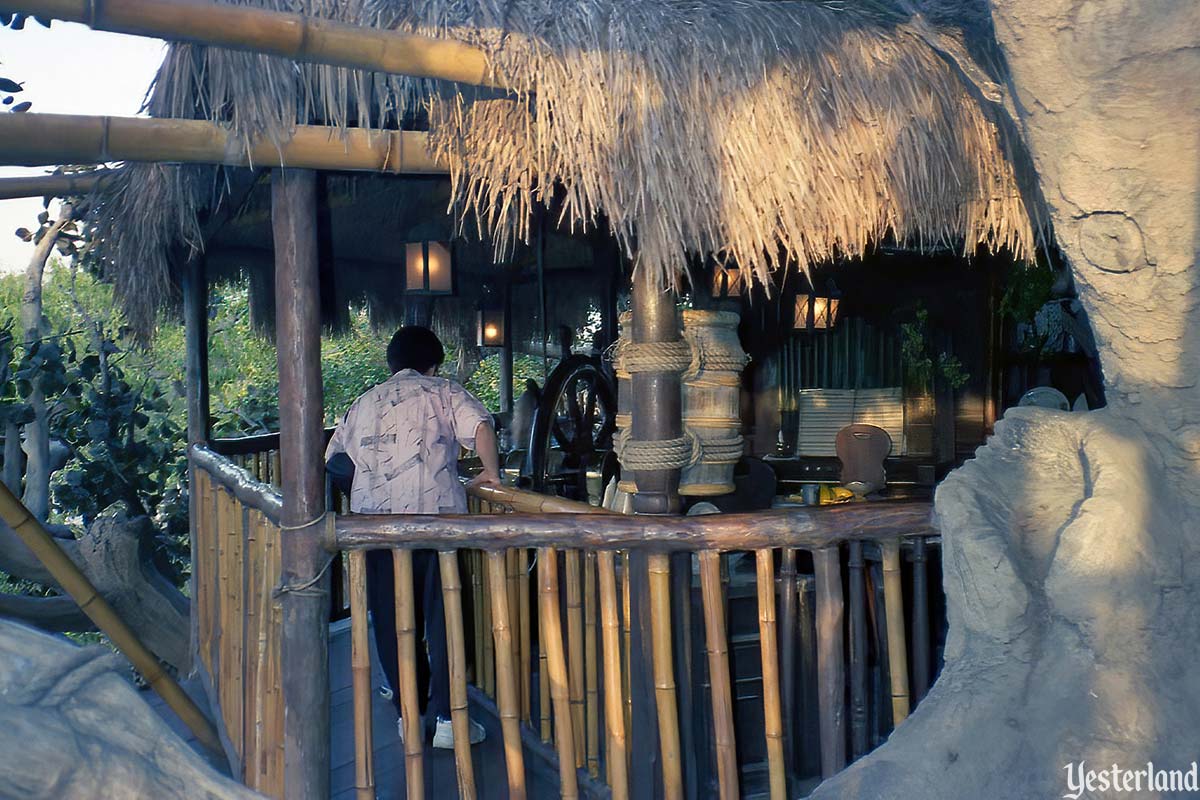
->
[0,620,257,800]
[815,1,1200,797]
[813,409,1200,798]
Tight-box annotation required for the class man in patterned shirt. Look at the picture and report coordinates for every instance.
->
[326,326,501,748]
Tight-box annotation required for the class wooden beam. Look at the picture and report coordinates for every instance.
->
[271,167,330,800]
[0,170,113,200]
[0,113,446,173]
[334,503,936,553]
[0,0,503,88]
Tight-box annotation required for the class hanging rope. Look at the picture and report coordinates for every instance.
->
[614,430,698,471]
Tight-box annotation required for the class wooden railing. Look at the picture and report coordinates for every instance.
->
[190,445,286,796]
[190,444,941,800]
[335,486,938,800]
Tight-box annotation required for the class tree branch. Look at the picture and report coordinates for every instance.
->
[0,592,97,632]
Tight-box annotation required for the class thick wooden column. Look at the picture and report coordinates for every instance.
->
[628,266,683,797]
[272,168,330,800]
[500,281,514,413]
[182,254,209,677]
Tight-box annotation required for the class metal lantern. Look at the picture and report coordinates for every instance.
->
[404,240,454,295]
[477,304,505,347]
[711,266,745,298]
[794,279,842,331]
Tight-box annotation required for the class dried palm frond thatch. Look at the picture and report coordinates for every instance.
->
[90,0,1040,334]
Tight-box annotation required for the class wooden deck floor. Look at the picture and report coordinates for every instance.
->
[149,620,567,799]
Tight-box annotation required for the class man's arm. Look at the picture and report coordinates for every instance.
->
[466,421,502,488]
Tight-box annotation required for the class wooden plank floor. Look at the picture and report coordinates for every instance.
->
[149,621,564,798]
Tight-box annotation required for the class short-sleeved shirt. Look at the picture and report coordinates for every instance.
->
[325,369,492,514]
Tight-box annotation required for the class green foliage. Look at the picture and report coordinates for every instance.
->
[465,353,545,412]
[999,258,1057,330]
[899,305,969,393]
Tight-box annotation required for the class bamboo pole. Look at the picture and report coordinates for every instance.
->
[471,552,484,693]
[647,553,682,800]
[393,550,425,800]
[539,582,552,743]
[0,169,113,200]
[518,548,532,724]
[506,549,522,715]
[564,549,585,769]
[347,550,375,800]
[0,479,223,755]
[487,551,527,800]
[880,541,911,726]
[597,551,628,800]
[439,550,477,799]
[813,547,846,778]
[848,541,869,759]
[621,551,632,744]
[538,546,579,800]
[778,547,798,777]
[698,552,738,800]
[583,551,599,778]
[0,113,446,173]
[911,537,931,703]
[0,0,503,88]
[756,549,786,800]
[243,508,262,785]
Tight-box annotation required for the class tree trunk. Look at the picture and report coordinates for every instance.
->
[2,422,21,495]
[0,505,190,670]
[20,204,72,522]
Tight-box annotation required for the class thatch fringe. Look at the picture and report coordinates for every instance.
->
[89,0,1040,334]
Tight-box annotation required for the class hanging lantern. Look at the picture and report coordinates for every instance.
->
[794,279,842,331]
[404,240,454,295]
[477,304,505,347]
[711,266,745,298]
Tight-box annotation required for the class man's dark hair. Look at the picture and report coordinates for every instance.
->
[387,326,445,374]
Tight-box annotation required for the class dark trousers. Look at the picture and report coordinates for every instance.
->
[365,548,451,720]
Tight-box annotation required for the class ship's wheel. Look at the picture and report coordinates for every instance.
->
[523,354,617,501]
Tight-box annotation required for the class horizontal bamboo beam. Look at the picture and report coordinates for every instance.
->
[468,483,609,515]
[0,113,447,174]
[189,445,283,523]
[0,479,224,756]
[335,503,935,552]
[0,0,504,89]
[0,170,113,200]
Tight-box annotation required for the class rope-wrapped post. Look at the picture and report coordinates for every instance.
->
[625,267,686,796]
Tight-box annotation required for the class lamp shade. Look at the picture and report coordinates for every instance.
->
[794,281,842,331]
[711,266,744,298]
[478,306,505,347]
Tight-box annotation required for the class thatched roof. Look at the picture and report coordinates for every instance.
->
[88,0,1043,335]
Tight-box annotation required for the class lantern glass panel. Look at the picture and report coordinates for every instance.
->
[405,243,425,291]
[478,308,505,347]
[711,267,744,297]
[794,294,811,330]
[426,241,453,294]
[811,296,831,329]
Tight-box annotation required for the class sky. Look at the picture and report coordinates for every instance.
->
[0,22,165,273]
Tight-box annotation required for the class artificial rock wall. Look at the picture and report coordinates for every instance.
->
[814,1,1200,797]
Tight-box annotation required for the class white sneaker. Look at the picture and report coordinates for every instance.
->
[396,715,423,744]
[432,716,486,749]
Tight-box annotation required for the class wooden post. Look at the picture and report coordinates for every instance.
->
[848,541,868,759]
[487,551,527,800]
[500,281,514,414]
[755,549,785,800]
[628,266,683,798]
[911,537,931,703]
[565,549,586,768]
[519,548,532,724]
[813,546,846,778]
[271,167,330,800]
[698,552,738,800]
[584,551,600,777]
[881,541,911,726]
[597,551,629,800]
[183,253,210,679]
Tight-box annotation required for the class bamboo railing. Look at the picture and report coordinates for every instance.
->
[189,445,286,797]
[189,445,942,800]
